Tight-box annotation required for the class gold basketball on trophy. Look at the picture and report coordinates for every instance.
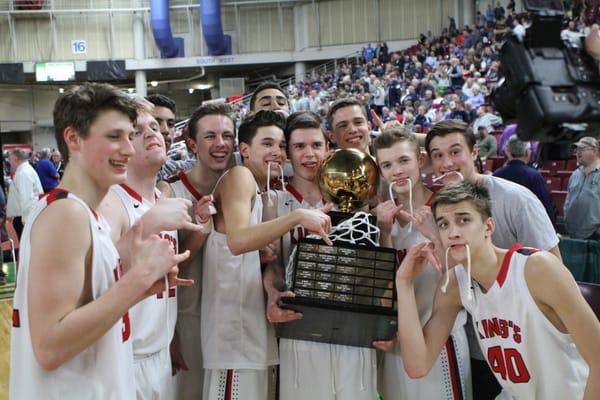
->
[319,149,379,213]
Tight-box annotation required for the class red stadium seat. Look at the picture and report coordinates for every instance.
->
[578,282,600,319]
[487,156,505,171]
[539,169,551,178]
[545,177,561,191]
[542,160,566,176]
[555,170,572,184]
[551,190,568,217]
[483,159,494,172]
[492,132,503,146]
[566,159,578,171]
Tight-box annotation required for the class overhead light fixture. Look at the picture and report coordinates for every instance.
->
[150,81,158,87]
[197,83,212,90]
[127,88,134,93]
[188,88,195,94]
[58,88,64,93]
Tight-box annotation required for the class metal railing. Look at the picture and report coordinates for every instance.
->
[174,50,362,135]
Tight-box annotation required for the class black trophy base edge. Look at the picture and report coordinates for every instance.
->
[275,298,397,348]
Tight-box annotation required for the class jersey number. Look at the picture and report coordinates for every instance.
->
[487,346,530,383]
[113,263,131,342]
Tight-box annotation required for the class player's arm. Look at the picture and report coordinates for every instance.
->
[260,191,302,322]
[27,201,162,370]
[396,242,461,378]
[220,166,331,255]
[526,252,600,400]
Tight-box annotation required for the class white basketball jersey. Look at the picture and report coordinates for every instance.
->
[379,194,470,400]
[10,189,135,400]
[110,184,178,357]
[201,183,278,369]
[455,244,589,400]
[167,171,204,317]
[275,184,323,270]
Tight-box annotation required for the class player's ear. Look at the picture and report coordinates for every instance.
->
[239,141,250,160]
[484,216,495,238]
[63,126,81,152]
[327,129,337,146]
[186,136,197,154]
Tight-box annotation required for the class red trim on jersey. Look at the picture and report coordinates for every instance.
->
[497,243,522,288]
[225,369,234,400]
[286,183,303,203]
[445,337,464,400]
[12,309,20,327]
[45,188,68,204]
[177,171,202,201]
[119,183,143,203]
[425,192,436,207]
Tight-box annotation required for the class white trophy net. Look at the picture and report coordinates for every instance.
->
[285,211,381,288]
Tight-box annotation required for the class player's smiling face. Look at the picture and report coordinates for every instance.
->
[129,111,166,170]
[428,133,478,184]
[377,140,422,196]
[330,105,371,152]
[75,109,135,188]
[288,128,329,182]
[190,114,235,174]
[241,125,286,185]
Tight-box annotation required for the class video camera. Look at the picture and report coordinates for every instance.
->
[491,0,600,142]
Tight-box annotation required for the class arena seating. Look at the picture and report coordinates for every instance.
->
[578,282,600,318]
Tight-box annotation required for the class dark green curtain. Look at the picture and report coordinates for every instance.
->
[559,238,600,283]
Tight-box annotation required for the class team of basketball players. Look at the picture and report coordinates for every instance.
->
[9,81,600,400]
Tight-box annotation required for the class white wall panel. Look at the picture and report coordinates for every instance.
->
[0,1,457,62]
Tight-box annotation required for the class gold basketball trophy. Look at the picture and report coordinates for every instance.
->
[277,149,398,348]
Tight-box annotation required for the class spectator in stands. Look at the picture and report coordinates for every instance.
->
[476,126,498,160]
[6,149,43,239]
[564,136,600,239]
[34,148,59,193]
[467,84,485,109]
[485,4,495,24]
[464,101,478,122]
[498,124,540,164]
[494,1,506,20]
[561,20,583,47]
[51,150,64,179]
[494,136,556,223]
[446,101,470,122]
[449,57,464,90]
[414,105,431,129]
[473,105,503,132]
[363,43,375,62]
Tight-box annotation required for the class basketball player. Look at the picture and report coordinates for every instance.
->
[201,110,332,399]
[99,100,203,399]
[326,98,371,154]
[250,81,290,116]
[425,119,562,397]
[396,181,600,399]
[373,128,471,400]
[10,83,190,399]
[264,111,380,400]
[162,102,237,400]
